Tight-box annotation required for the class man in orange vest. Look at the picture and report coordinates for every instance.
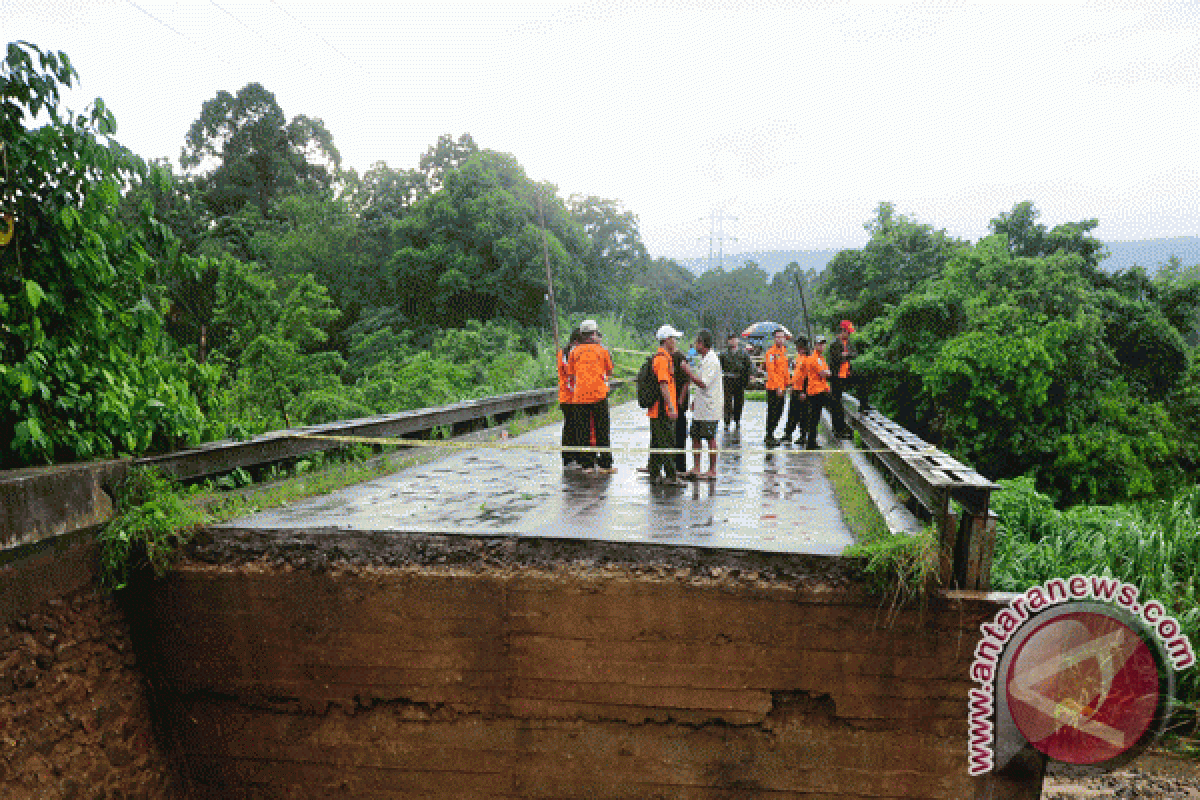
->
[647,325,684,486]
[780,337,810,445]
[567,319,616,473]
[762,328,791,446]
[802,334,833,450]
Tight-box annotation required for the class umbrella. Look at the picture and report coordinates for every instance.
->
[741,321,793,340]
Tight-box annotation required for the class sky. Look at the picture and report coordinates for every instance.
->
[6,0,1199,260]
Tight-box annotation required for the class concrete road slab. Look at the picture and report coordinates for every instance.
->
[224,401,856,556]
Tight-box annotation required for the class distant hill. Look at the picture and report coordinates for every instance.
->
[672,237,1200,277]
[1100,237,1200,272]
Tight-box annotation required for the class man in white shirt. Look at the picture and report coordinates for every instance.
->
[684,329,724,480]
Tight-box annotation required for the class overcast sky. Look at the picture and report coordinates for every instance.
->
[6,0,1199,259]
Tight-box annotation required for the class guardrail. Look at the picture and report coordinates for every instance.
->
[136,387,560,481]
[841,394,1000,591]
[1,387,561,554]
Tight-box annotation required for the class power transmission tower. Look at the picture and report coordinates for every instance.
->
[699,209,738,271]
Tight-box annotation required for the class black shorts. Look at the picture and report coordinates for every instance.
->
[689,419,718,440]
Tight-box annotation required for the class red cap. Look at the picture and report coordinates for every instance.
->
[840,320,855,334]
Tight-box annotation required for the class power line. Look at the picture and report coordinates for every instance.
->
[206,0,309,73]
[123,0,202,48]
[266,0,364,72]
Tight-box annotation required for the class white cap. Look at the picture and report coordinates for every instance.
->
[580,319,598,333]
[656,324,684,341]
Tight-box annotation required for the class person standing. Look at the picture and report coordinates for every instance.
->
[719,334,753,429]
[671,348,703,474]
[780,337,811,445]
[567,319,616,473]
[827,320,858,439]
[763,329,791,446]
[801,334,833,450]
[647,325,684,485]
[558,328,585,468]
[685,329,724,480]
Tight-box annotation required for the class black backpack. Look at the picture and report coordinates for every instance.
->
[636,354,661,409]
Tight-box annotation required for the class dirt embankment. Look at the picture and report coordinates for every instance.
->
[0,587,181,800]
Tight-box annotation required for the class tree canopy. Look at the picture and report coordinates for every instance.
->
[181,82,340,216]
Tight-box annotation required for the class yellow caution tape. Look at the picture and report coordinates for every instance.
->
[288,431,937,458]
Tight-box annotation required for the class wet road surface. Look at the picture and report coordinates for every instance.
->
[226,401,856,556]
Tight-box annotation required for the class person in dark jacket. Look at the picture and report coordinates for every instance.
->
[558,328,584,467]
[827,319,862,438]
[671,348,704,474]
[718,334,753,429]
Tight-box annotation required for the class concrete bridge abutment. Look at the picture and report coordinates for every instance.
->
[135,531,1028,799]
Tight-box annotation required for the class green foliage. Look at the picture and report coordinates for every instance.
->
[570,195,650,310]
[993,476,1200,704]
[1,41,211,467]
[821,202,968,323]
[213,259,345,429]
[845,202,1195,506]
[390,150,588,326]
[99,468,205,590]
[181,83,340,216]
[846,528,939,607]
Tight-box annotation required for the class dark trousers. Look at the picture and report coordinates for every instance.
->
[805,391,831,448]
[723,379,746,424]
[765,389,786,437]
[783,390,807,439]
[830,376,851,436]
[675,410,689,473]
[561,403,582,465]
[578,398,612,469]
[648,415,677,481]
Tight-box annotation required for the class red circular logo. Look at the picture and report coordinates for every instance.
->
[1005,610,1161,765]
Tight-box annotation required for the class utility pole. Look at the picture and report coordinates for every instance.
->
[699,208,738,271]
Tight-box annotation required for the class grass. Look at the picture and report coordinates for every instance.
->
[825,430,940,604]
[824,448,891,543]
[992,476,1200,715]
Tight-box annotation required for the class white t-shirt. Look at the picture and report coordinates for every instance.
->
[691,349,725,422]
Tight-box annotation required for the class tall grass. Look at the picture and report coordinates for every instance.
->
[993,476,1200,709]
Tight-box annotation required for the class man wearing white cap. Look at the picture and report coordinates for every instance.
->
[647,324,684,485]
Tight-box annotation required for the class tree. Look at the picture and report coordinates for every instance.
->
[857,231,1192,505]
[389,150,587,326]
[820,202,966,324]
[213,258,345,428]
[181,83,341,216]
[990,201,1106,272]
[1,42,210,465]
[417,133,478,195]
[569,195,649,310]
[693,262,770,338]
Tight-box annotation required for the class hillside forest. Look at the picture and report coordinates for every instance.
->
[4,42,1200,519]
